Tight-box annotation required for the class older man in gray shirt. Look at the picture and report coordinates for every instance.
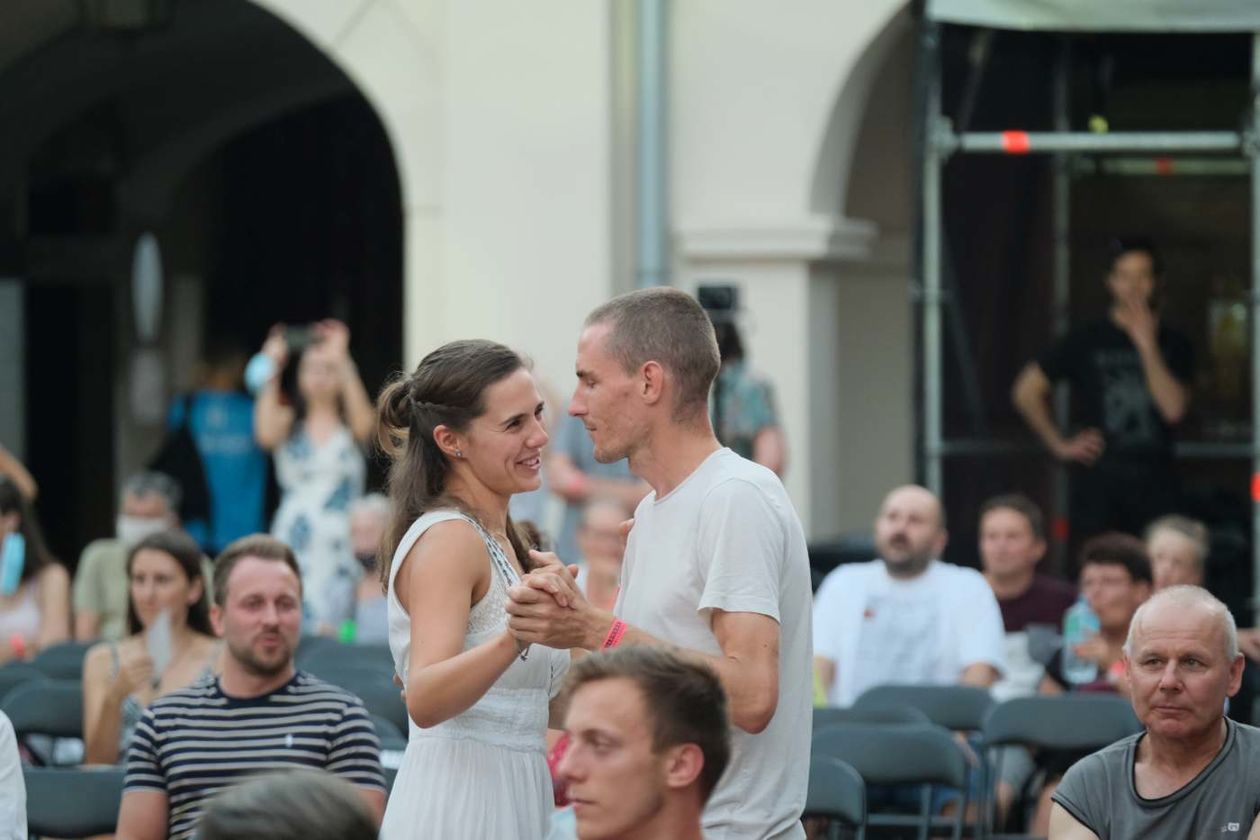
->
[1050,586,1260,839]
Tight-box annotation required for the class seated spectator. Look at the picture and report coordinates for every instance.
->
[82,530,221,765]
[197,769,377,840]
[74,472,184,642]
[0,711,24,838]
[575,498,632,611]
[0,477,69,662]
[813,485,1005,706]
[557,646,731,840]
[1049,586,1259,838]
[115,535,385,840]
[348,493,390,644]
[1145,514,1208,591]
[1041,533,1152,696]
[980,494,1077,821]
[0,444,36,501]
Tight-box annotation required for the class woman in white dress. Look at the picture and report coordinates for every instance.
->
[376,339,569,839]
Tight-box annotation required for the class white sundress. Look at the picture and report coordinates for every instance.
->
[380,510,570,840]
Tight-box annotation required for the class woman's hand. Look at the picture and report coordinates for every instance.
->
[109,647,156,700]
[261,325,289,368]
[315,319,352,363]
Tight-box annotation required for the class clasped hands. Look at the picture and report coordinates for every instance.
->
[506,551,603,651]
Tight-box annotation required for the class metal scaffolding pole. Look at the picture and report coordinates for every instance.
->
[1051,40,1071,568]
[922,23,945,495]
[1251,32,1260,614]
[954,131,1244,154]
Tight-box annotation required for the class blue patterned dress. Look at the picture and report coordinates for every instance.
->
[270,424,365,628]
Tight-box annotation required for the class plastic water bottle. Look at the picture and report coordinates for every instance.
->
[1062,596,1100,685]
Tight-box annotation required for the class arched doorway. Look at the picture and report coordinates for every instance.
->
[0,0,403,561]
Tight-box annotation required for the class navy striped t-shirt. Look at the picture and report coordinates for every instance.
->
[124,671,384,840]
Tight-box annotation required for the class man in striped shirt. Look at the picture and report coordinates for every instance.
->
[116,535,385,840]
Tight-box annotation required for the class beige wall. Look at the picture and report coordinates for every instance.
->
[252,0,916,538]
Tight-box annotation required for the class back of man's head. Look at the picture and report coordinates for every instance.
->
[197,770,376,840]
[585,288,720,422]
[566,646,730,798]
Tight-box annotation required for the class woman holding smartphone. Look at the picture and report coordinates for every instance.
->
[81,530,220,765]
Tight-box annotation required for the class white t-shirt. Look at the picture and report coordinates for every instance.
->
[0,712,24,839]
[813,559,1006,707]
[616,448,812,840]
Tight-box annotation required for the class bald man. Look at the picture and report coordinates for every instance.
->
[813,485,1005,706]
[1050,586,1260,838]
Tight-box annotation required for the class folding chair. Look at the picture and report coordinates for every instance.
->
[854,684,995,732]
[0,661,48,704]
[3,680,83,765]
[979,694,1141,838]
[804,756,866,840]
[30,641,93,681]
[25,766,124,837]
[371,713,407,752]
[813,722,968,840]
[814,703,929,730]
[313,665,410,737]
[300,642,395,678]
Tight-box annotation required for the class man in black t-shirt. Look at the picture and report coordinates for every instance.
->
[1013,237,1193,544]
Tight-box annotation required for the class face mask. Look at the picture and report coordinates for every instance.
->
[117,515,168,550]
[354,551,377,572]
[0,533,25,597]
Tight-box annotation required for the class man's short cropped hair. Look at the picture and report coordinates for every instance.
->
[122,471,182,514]
[196,769,376,840]
[1079,532,1153,585]
[978,493,1045,541]
[1107,235,1163,277]
[585,288,721,420]
[563,646,731,800]
[1145,514,1210,570]
[213,534,301,606]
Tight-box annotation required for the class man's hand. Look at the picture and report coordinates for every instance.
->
[506,554,605,650]
[1113,295,1158,352]
[1239,628,1260,661]
[1054,428,1104,465]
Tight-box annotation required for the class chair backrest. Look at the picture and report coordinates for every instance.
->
[0,661,49,704]
[805,755,866,829]
[371,713,407,751]
[814,704,930,730]
[30,641,93,681]
[3,679,83,739]
[301,643,395,679]
[25,766,124,837]
[314,666,409,736]
[813,722,968,789]
[854,684,995,731]
[982,694,1142,751]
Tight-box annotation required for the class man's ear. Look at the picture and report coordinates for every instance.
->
[663,743,705,791]
[640,361,666,407]
[210,603,225,638]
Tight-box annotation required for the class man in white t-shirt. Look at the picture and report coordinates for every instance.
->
[506,287,813,840]
[813,485,1005,706]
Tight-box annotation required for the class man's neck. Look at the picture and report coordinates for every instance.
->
[628,420,721,499]
[985,568,1035,601]
[1139,717,1228,784]
[219,660,295,699]
[883,558,934,581]
[618,799,705,840]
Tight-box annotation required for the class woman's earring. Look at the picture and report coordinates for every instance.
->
[455,448,463,459]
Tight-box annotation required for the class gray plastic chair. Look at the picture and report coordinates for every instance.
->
[813,722,968,840]
[815,703,930,730]
[25,766,124,837]
[854,684,995,731]
[371,713,407,751]
[979,694,1142,838]
[0,661,48,704]
[3,679,83,766]
[313,665,409,737]
[29,640,93,681]
[805,756,866,840]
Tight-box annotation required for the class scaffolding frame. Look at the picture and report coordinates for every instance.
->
[917,20,1260,601]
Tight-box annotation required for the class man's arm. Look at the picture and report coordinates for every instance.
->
[357,788,386,825]
[1012,363,1103,464]
[1247,811,1260,840]
[506,565,780,733]
[960,663,1000,688]
[115,790,169,840]
[814,657,836,701]
[1114,299,1189,424]
[1048,802,1099,840]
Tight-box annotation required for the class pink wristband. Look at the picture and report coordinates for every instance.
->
[8,634,25,660]
[602,619,627,650]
